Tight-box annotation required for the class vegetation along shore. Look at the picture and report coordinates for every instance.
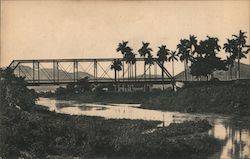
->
[40,79,250,117]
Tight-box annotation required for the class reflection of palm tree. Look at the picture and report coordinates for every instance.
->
[111,59,122,82]
[138,42,153,80]
[157,45,170,81]
[168,51,178,77]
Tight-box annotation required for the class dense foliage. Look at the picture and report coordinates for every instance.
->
[115,30,249,80]
[0,67,37,110]
[0,68,38,157]
[189,36,228,79]
[54,77,91,97]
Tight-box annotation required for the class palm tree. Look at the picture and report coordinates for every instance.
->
[189,35,198,51]
[117,41,136,80]
[189,35,198,80]
[117,41,128,80]
[111,59,122,82]
[177,39,192,81]
[226,56,235,79]
[138,42,153,80]
[232,30,250,78]
[117,41,129,55]
[124,49,136,80]
[223,38,237,79]
[168,51,178,77]
[145,53,154,80]
[157,45,170,81]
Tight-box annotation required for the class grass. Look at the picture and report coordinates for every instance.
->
[1,104,222,159]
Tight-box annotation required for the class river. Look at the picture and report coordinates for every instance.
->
[37,97,250,159]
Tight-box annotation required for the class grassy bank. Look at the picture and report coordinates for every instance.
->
[1,105,221,158]
[142,82,250,116]
[50,82,250,116]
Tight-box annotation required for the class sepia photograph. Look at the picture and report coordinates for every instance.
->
[0,0,250,158]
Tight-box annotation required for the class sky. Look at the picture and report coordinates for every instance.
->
[1,0,250,75]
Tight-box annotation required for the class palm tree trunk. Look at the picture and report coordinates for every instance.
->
[184,60,187,81]
[114,70,117,82]
[149,65,151,81]
[144,62,146,81]
[162,61,164,90]
[186,60,189,81]
[128,64,130,81]
[114,70,117,92]
[118,71,120,81]
[172,59,174,77]
[230,65,233,80]
[234,62,237,79]
[122,62,124,82]
[135,61,137,81]
[131,64,133,80]
[238,59,240,79]
[237,46,240,79]
[161,62,164,81]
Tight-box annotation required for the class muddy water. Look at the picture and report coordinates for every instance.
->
[37,97,250,159]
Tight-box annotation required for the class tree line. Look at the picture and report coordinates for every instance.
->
[111,30,250,81]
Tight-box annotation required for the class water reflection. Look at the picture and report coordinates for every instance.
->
[209,122,250,159]
[37,97,250,159]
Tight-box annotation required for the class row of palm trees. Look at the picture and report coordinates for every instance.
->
[112,41,177,81]
[224,30,250,79]
[111,30,250,81]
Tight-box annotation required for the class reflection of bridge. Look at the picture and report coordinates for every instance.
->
[9,58,175,86]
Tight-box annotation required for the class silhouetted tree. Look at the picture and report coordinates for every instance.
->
[223,38,238,79]
[0,67,37,110]
[190,36,227,80]
[157,45,170,81]
[168,51,178,77]
[111,59,122,82]
[138,42,153,80]
[145,53,154,80]
[75,77,91,93]
[117,41,129,55]
[177,39,193,80]
[117,41,136,80]
[225,30,250,79]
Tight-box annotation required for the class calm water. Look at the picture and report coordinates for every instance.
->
[37,97,250,159]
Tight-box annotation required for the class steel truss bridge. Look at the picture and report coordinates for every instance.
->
[9,58,175,86]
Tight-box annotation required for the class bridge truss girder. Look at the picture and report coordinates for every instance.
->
[9,58,175,87]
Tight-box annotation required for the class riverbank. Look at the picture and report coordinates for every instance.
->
[1,103,222,158]
[47,82,250,116]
